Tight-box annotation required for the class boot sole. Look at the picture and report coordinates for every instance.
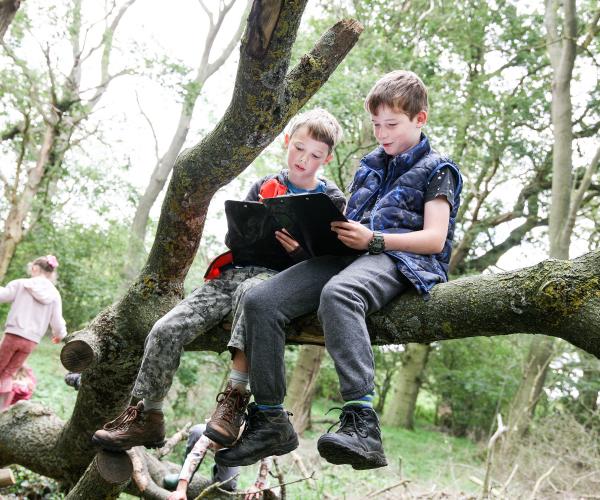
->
[214,435,299,467]
[204,424,237,448]
[91,434,166,452]
[317,436,388,470]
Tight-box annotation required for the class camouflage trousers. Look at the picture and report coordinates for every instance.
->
[132,266,276,401]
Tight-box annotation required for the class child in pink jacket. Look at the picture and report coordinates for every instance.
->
[0,255,67,410]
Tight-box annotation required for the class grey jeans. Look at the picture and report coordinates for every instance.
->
[132,266,276,401]
[242,253,409,405]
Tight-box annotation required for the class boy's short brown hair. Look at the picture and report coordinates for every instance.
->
[287,108,343,153]
[364,70,428,119]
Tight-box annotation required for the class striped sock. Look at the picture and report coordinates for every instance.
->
[343,391,375,409]
[256,403,284,411]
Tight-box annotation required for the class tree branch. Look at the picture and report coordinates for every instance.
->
[0,0,20,41]
[144,7,363,282]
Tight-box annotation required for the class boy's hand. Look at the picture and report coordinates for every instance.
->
[244,484,262,500]
[168,479,189,500]
[275,229,300,254]
[51,336,61,344]
[331,220,372,250]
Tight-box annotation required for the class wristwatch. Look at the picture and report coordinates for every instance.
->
[368,231,385,254]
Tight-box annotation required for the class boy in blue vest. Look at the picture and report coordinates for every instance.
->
[213,70,463,470]
[92,109,346,452]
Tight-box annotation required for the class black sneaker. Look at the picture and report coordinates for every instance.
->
[214,403,299,467]
[317,405,388,470]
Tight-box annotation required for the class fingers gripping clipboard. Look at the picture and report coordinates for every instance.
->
[225,193,362,270]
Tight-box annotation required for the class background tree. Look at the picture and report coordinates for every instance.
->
[0,0,137,280]
[124,0,250,280]
[504,0,600,450]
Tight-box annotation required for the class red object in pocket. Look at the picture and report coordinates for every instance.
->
[204,251,234,281]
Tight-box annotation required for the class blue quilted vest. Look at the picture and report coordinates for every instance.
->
[346,134,462,298]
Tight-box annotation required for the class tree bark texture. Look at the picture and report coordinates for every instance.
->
[382,343,430,429]
[286,345,325,433]
[0,0,20,41]
[64,450,132,500]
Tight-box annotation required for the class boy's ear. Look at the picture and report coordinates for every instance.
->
[415,110,428,128]
[284,133,290,146]
[323,153,334,165]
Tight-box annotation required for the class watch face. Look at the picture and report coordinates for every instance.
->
[369,233,385,253]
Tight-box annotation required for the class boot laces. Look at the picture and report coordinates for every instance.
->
[238,408,265,442]
[103,405,141,431]
[326,406,369,438]
[215,387,248,425]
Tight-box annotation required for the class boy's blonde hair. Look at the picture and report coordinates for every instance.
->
[364,70,428,119]
[287,108,343,153]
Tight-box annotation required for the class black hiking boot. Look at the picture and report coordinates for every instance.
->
[214,403,298,467]
[317,405,388,470]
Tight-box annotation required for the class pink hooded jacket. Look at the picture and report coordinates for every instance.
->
[0,277,67,343]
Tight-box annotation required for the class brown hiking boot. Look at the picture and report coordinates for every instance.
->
[92,401,165,451]
[204,382,251,447]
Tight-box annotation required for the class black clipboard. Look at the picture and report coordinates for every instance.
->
[225,193,362,270]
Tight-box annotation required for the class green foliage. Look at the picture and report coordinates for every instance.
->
[0,464,64,499]
[0,220,131,330]
[426,336,523,438]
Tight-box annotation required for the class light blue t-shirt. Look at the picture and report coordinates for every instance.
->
[285,180,327,195]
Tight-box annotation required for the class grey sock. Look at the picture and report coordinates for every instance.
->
[229,368,249,391]
[142,398,163,411]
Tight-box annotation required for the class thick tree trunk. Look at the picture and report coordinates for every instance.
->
[503,335,555,451]
[0,0,20,40]
[504,0,578,447]
[382,343,430,429]
[0,2,364,490]
[286,345,325,433]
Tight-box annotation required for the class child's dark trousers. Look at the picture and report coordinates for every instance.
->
[242,253,409,405]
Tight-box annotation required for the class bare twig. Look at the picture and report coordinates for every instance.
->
[528,465,556,500]
[214,472,316,497]
[194,472,240,499]
[482,413,509,497]
[499,463,519,495]
[272,457,285,499]
[366,479,410,498]
[135,92,161,164]
[289,451,316,490]
[156,422,192,459]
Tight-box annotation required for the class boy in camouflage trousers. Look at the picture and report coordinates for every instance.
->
[92,108,346,452]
